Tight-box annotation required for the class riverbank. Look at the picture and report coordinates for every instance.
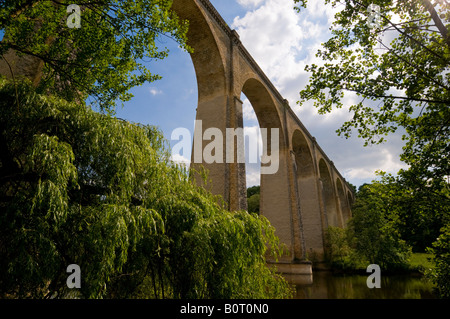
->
[313,253,434,275]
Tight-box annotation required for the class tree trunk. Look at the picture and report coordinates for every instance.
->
[421,0,450,47]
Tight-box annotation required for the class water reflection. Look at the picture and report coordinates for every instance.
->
[288,271,436,299]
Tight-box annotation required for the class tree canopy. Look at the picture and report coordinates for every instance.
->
[294,0,449,188]
[246,185,260,214]
[0,77,292,299]
[0,0,190,111]
[324,174,449,271]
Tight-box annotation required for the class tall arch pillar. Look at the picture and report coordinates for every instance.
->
[172,0,248,211]
[292,130,325,262]
[319,159,339,228]
[241,78,303,264]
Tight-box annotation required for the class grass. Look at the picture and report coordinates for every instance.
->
[409,253,434,273]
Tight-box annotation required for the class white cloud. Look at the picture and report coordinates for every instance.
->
[342,147,409,186]
[378,149,408,173]
[170,153,191,169]
[236,0,265,9]
[232,0,305,84]
[332,131,408,187]
[232,0,407,187]
[149,87,163,96]
[242,98,258,122]
[246,164,261,187]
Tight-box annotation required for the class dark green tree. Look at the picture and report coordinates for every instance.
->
[247,193,260,214]
[294,0,449,189]
[347,181,412,270]
[427,224,450,298]
[0,78,292,299]
[246,186,260,214]
[247,185,260,198]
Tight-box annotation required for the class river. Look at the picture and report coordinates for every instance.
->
[286,271,437,299]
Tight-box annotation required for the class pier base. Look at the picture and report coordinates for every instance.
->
[268,260,313,285]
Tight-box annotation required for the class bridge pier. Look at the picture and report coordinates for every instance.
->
[268,260,313,286]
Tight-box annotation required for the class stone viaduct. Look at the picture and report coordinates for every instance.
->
[0,0,355,275]
[171,0,355,274]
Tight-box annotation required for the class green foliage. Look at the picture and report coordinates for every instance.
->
[348,183,412,271]
[0,78,292,299]
[324,226,356,269]
[409,253,434,273]
[0,0,190,111]
[295,0,449,203]
[246,186,260,214]
[296,0,449,140]
[294,0,449,288]
[325,180,419,271]
[427,225,450,298]
[247,193,260,215]
[357,172,449,253]
[247,185,260,198]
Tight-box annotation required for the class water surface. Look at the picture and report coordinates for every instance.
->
[288,271,436,299]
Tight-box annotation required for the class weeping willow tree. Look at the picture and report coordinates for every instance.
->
[0,78,292,299]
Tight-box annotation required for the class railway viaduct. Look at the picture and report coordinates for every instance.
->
[171,0,355,274]
[0,0,355,275]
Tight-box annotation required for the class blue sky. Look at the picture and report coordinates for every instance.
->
[113,0,408,188]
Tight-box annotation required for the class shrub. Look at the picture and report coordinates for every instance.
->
[346,184,412,271]
[427,224,450,298]
[324,226,355,269]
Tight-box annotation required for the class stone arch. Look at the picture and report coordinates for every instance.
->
[319,158,339,228]
[347,191,354,213]
[239,77,300,261]
[241,77,285,152]
[1,0,354,276]
[292,130,324,259]
[171,0,231,202]
[172,0,227,100]
[292,130,314,178]
[336,178,351,225]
